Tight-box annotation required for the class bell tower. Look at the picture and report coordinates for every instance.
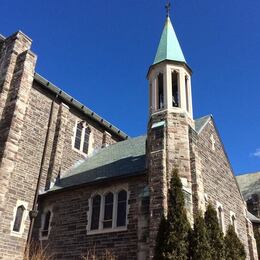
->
[147,4,195,258]
[148,12,193,118]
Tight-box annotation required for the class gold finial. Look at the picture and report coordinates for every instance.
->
[165,0,171,17]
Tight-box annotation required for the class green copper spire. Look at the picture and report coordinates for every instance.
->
[153,16,186,65]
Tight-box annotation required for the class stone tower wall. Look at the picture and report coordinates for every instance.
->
[0,31,37,259]
[147,110,194,259]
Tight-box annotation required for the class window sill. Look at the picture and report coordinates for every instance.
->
[86,226,127,236]
[10,230,23,238]
[72,147,88,157]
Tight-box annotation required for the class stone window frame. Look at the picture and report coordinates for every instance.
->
[230,211,237,233]
[87,185,129,235]
[150,69,165,113]
[216,201,225,233]
[10,200,28,237]
[72,120,93,156]
[39,206,53,241]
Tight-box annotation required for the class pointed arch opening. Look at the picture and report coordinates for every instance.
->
[185,76,189,112]
[103,192,114,229]
[157,73,164,109]
[13,205,25,232]
[90,194,101,230]
[171,70,179,107]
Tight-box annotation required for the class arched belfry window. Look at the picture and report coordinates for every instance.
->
[91,195,101,230]
[172,70,179,107]
[185,76,189,112]
[13,205,25,232]
[157,73,164,109]
[74,121,91,154]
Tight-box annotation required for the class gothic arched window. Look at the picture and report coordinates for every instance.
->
[90,195,101,230]
[117,190,127,227]
[103,192,114,229]
[185,76,189,112]
[13,205,25,232]
[218,206,224,231]
[74,121,91,154]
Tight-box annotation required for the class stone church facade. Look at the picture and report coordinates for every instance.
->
[0,12,258,260]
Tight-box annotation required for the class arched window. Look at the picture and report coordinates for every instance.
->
[83,127,91,154]
[74,121,83,150]
[185,76,189,112]
[13,205,25,232]
[117,190,127,227]
[218,206,223,231]
[171,71,179,107]
[91,195,101,230]
[231,214,236,232]
[42,210,51,237]
[74,121,91,154]
[103,192,114,229]
[157,73,164,109]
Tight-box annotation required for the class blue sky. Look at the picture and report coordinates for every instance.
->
[1,0,259,174]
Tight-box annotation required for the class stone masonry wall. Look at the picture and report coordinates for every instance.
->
[0,31,123,259]
[0,31,37,260]
[197,118,258,259]
[33,176,148,260]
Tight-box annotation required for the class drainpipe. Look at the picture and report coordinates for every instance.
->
[25,94,58,253]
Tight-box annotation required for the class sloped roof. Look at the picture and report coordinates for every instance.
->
[48,136,147,193]
[153,17,186,65]
[247,211,260,224]
[236,172,260,200]
[194,115,212,133]
[43,116,211,195]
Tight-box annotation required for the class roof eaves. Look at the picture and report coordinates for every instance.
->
[34,72,128,140]
[39,170,147,198]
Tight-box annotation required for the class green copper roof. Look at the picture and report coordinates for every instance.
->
[153,16,186,65]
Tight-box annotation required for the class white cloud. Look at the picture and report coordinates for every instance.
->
[252,148,260,158]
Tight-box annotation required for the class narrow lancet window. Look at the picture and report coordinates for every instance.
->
[83,127,91,154]
[74,122,83,150]
[185,76,189,112]
[117,190,127,227]
[91,195,101,230]
[13,205,25,232]
[103,193,114,229]
[42,211,51,237]
[157,73,164,109]
[218,206,223,231]
[172,71,179,107]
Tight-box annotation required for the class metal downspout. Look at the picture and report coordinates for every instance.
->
[24,94,58,254]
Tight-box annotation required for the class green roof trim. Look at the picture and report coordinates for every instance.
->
[153,17,186,65]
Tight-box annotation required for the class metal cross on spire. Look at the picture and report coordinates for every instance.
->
[165,0,171,17]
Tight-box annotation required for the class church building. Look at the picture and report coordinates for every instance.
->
[0,7,258,260]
